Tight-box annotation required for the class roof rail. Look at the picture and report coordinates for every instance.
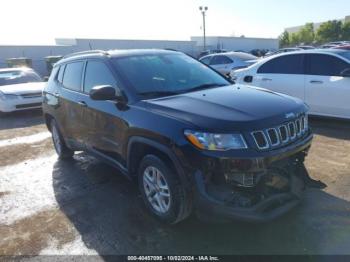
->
[62,50,108,59]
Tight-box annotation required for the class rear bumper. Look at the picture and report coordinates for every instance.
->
[192,134,312,222]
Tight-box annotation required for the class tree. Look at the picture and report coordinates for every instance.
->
[279,31,290,47]
[341,21,350,40]
[316,20,343,43]
[298,23,315,44]
[289,33,300,46]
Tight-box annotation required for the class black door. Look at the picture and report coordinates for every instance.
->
[59,61,85,147]
[81,59,125,163]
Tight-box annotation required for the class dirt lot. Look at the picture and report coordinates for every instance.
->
[0,109,350,256]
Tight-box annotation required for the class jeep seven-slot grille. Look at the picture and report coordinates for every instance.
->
[251,115,308,150]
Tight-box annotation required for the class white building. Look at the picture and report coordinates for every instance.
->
[0,36,278,76]
[191,36,278,52]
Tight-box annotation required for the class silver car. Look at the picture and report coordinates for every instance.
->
[199,52,258,76]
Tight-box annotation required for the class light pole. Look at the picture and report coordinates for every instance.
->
[199,6,208,51]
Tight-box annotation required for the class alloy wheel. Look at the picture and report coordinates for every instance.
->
[143,166,171,214]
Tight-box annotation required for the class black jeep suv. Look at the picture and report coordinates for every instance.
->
[43,49,314,224]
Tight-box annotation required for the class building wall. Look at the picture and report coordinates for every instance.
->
[0,38,199,77]
[191,36,278,52]
[0,45,79,77]
[0,36,277,76]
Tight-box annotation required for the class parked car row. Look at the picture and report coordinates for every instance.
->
[230,49,350,119]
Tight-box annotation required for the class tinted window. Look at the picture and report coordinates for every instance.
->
[210,55,233,65]
[233,53,257,61]
[200,57,211,65]
[62,62,84,91]
[84,61,117,93]
[258,54,304,74]
[57,65,65,83]
[0,70,42,86]
[112,53,229,98]
[307,54,349,76]
[338,51,350,60]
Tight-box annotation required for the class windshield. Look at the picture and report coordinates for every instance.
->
[0,70,42,86]
[112,53,229,98]
[233,53,257,61]
[338,51,350,61]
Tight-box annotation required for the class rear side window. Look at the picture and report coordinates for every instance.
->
[83,61,117,93]
[258,54,304,74]
[210,55,233,65]
[306,54,349,76]
[62,62,84,91]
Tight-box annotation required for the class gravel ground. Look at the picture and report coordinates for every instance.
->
[0,110,350,256]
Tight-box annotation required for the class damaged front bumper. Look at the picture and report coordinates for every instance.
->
[192,133,313,223]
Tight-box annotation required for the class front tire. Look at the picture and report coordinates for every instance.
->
[138,155,192,224]
[51,119,74,159]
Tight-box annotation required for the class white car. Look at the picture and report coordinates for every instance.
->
[0,68,46,113]
[230,49,350,119]
[199,52,258,76]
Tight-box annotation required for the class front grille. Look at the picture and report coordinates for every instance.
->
[279,125,288,143]
[252,131,269,149]
[20,92,42,99]
[251,115,308,150]
[16,103,42,109]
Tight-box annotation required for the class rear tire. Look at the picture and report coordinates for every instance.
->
[138,155,192,224]
[50,119,74,159]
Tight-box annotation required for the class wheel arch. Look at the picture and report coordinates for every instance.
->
[127,136,191,186]
[128,136,194,223]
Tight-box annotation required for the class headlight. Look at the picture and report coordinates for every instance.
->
[184,130,248,151]
[0,91,18,100]
[304,114,309,130]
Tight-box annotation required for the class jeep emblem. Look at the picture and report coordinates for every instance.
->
[285,112,296,119]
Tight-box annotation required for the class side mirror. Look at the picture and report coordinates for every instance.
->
[340,68,350,77]
[244,75,253,83]
[89,85,122,101]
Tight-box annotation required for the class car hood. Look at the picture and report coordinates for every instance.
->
[144,85,307,132]
[0,82,46,95]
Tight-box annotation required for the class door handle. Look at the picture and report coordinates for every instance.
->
[310,80,323,84]
[262,78,272,81]
[53,92,60,98]
[78,101,87,107]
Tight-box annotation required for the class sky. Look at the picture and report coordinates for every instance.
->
[0,0,349,45]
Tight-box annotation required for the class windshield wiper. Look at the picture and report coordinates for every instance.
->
[186,83,228,93]
[139,91,180,98]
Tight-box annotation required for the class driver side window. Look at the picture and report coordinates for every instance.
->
[83,61,119,94]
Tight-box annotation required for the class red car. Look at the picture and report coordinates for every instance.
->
[333,45,350,50]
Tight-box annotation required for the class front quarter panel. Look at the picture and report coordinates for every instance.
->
[119,101,194,165]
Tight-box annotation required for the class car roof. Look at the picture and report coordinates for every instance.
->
[200,51,256,59]
[254,48,350,67]
[56,49,180,65]
[268,48,349,57]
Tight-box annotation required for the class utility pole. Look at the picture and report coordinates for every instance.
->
[199,6,208,51]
